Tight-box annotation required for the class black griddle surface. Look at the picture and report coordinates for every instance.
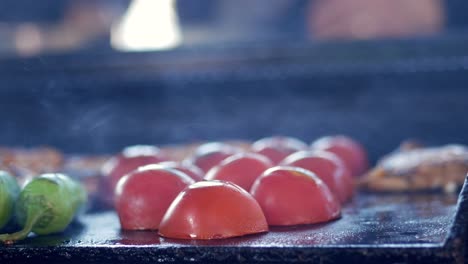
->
[0,190,466,263]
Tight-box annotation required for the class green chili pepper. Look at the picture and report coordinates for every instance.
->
[0,171,20,230]
[0,173,87,243]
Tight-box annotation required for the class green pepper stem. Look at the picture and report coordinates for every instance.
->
[0,209,45,243]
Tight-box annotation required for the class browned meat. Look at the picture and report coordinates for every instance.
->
[0,147,64,185]
[396,139,425,152]
[361,144,468,192]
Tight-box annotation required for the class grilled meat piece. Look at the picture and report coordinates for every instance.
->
[0,147,63,185]
[361,144,468,192]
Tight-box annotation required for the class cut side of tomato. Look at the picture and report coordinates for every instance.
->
[158,180,268,239]
[115,165,194,230]
[280,150,354,203]
[251,136,308,164]
[251,166,341,226]
[205,153,273,191]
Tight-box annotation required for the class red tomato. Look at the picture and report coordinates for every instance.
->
[250,166,341,226]
[251,136,308,164]
[157,161,204,181]
[311,135,369,177]
[205,153,273,191]
[158,180,268,239]
[184,142,242,173]
[101,145,167,207]
[280,150,354,203]
[115,165,194,230]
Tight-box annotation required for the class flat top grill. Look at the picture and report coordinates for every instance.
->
[1,186,465,264]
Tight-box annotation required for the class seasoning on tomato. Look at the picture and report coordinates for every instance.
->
[311,135,369,177]
[115,165,194,230]
[250,166,341,226]
[100,145,167,207]
[158,180,268,239]
[205,153,273,191]
[251,136,308,164]
[280,150,354,203]
[157,161,204,181]
[183,142,242,173]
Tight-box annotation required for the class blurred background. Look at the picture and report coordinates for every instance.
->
[0,0,467,57]
[0,0,467,160]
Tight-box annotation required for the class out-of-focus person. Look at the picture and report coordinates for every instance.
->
[177,0,445,44]
[307,0,444,40]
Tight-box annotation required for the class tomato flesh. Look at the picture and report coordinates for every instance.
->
[101,145,167,207]
[115,165,194,230]
[251,136,308,164]
[184,142,242,173]
[158,180,268,239]
[251,166,341,226]
[205,153,273,191]
[311,135,369,177]
[281,150,354,203]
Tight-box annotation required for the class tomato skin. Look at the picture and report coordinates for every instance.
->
[251,166,341,226]
[205,153,273,191]
[311,135,369,177]
[251,136,308,164]
[115,165,194,230]
[280,150,354,203]
[100,145,167,207]
[184,142,242,173]
[158,180,268,239]
[157,161,204,181]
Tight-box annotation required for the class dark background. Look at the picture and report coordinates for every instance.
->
[1,0,468,161]
[0,37,467,163]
